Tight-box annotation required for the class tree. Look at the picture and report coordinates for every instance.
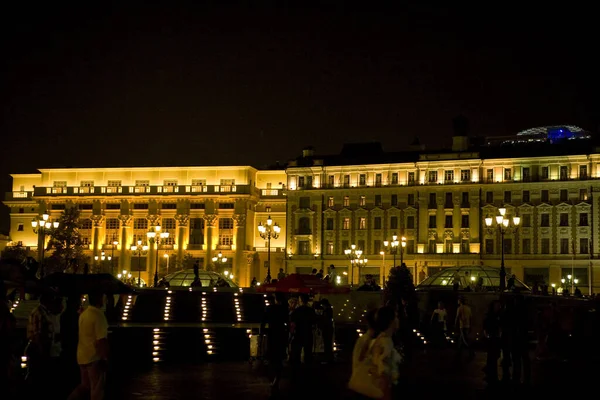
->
[46,207,89,274]
[384,262,417,307]
[1,242,30,264]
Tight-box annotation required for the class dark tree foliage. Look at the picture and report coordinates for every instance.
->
[46,207,89,274]
[384,263,417,307]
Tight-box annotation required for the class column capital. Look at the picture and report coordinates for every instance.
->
[118,214,132,227]
[175,214,189,227]
[204,214,217,227]
[233,213,246,228]
[146,214,161,226]
[91,215,105,227]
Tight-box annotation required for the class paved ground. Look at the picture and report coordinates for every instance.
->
[105,347,588,399]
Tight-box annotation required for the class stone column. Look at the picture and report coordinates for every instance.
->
[146,215,161,284]
[118,215,132,273]
[233,213,247,285]
[203,214,217,269]
[175,214,189,270]
[90,215,105,272]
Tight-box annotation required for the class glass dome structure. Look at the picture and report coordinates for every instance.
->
[164,269,238,288]
[416,266,530,291]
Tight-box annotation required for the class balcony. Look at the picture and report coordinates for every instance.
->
[186,244,203,250]
[32,184,253,197]
[260,189,286,198]
[5,191,33,201]
[216,244,232,250]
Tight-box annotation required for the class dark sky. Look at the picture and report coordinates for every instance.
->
[1,2,598,233]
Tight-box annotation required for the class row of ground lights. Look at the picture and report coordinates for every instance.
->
[201,293,208,321]
[10,298,20,313]
[122,295,133,321]
[164,291,173,321]
[153,328,165,362]
[203,328,215,355]
[234,293,242,322]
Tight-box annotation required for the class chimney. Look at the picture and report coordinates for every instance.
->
[302,146,315,158]
[452,115,470,152]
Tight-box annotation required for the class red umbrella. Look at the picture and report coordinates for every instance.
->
[257,273,350,294]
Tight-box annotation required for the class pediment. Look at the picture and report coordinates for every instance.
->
[536,203,552,210]
[339,207,352,215]
[555,202,572,212]
[575,202,591,211]
[370,206,384,214]
[518,203,534,210]
[323,208,337,215]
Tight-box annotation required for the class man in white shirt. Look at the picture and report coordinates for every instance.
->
[68,293,109,400]
[455,297,474,360]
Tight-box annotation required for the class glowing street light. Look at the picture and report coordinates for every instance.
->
[485,207,521,291]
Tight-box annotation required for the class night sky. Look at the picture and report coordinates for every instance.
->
[1,3,598,233]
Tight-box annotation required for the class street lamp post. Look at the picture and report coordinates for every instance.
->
[212,252,228,274]
[258,215,281,283]
[94,251,111,274]
[561,275,579,295]
[164,253,170,276]
[400,236,407,265]
[383,234,399,267]
[485,207,521,291]
[130,240,149,287]
[111,238,118,276]
[148,223,170,287]
[31,213,59,279]
[344,244,365,287]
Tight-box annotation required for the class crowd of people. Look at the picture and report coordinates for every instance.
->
[259,292,335,394]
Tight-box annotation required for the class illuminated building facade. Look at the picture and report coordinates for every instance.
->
[4,166,286,287]
[284,140,600,293]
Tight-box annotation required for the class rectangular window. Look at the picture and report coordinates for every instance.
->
[522,167,530,181]
[327,197,334,207]
[17,224,24,231]
[218,203,234,209]
[164,179,177,186]
[461,214,469,228]
[77,203,93,210]
[359,174,366,186]
[461,169,471,182]
[343,218,350,230]
[486,191,493,204]
[406,216,414,229]
[504,169,512,181]
[522,238,531,254]
[408,172,415,184]
[579,213,588,226]
[106,203,120,210]
[219,218,234,230]
[522,190,530,203]
[461,239,469,253]
[541,238,550,254]
[580,165,588,179]
[428,171,438,183]
[135,180,150,187]
[444,170,454,182]
[486,169,494,182]
[106,218,120,230]
[391,173,398,185]
[522,214,531,227]
[407,240,415,254]
[445,192,453,208]
[541,214,550,227]
[326,218,334,230]
[163,218,176,230]
[357,240,365,251]
[580,189,588,201]
[344,175,350,187]
[429,193,437,207]
[52,204,66,210]
[342,240,349,251]
[374,217,382,230]
[375,195,382,207]
[373,240,381,254]
[191,179,206,186]
[541,190,549,203]
[580,238,589,254]
[107,180,121,187]
[80,180,94,187]
[162,203,176,209]
[485,239,494,254]
[428,240,437,254]
[133,218,148,230]
[298,176,305,188]
[190,203,205,209]
[504,191,512,203]
[504,238,512,254]
[560,166,568,180]
[359,217,366,230]
[326,241,334,255]
[444,215,453,228]
[343,196,350,207]
[391,194,398,207]
[306,176,313,188]
[429,215,436,229]
[560,238,569,254]
[445,239,452,253]
[219,232,233,247]
[53,181,67,187]
[541,167,549,179]
[327,175,335,187]
[297,241,310,255]
[560,189,568,202]
[359,196,366,207]
[407,194,414,206]
[375,174,382,186]
[559,213,569,226]
[461,192,469,206]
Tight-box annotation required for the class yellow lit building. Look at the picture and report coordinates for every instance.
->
[284,140,600,293]
[4,166,286,287]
